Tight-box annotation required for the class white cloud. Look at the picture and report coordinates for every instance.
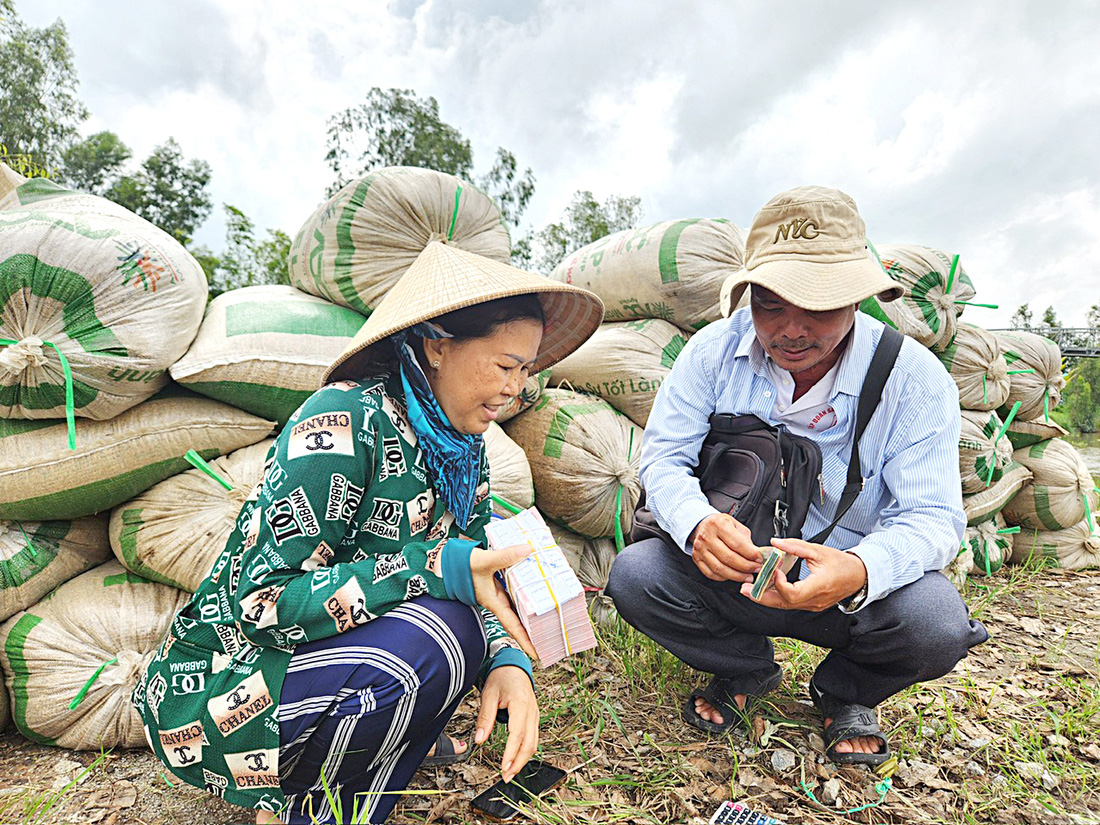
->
[14,0,1100,322]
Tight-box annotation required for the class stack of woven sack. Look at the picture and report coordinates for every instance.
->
[852,242,1095,583]
[0,162,278,746]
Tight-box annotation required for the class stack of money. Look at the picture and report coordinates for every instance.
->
[484,508,597,667]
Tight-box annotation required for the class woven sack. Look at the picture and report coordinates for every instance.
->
[0,560,188,749]
[962,512,1014,577]
[962,461,1032,527]
[109,439,273,592]
[287,166,510,316]
[484,423,534,518]
[1010,517,1100,570]
[550,319,689,427]
[1002,438,1099,531]
[859,244,975,352]
[1,516,111,622]
[496,370,550,425]
[958,410,1013,494]
[0,162,26,209]
[994,331,1065,422]
[0,386,275,521]
[545,521,619,627]
[936,323,1010,412]
[503,389,642,543]
[1004,417,1068,451]
[549,219,746,332]
[169,285,364,425]
[0,666,7,733]
[0,168,207,421]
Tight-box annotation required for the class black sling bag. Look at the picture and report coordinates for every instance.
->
[630,326,905,558]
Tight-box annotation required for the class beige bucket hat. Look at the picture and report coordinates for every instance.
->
[323,241,605,385]
[721,185,904,314]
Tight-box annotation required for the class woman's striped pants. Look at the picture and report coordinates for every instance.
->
[276,596,486,824]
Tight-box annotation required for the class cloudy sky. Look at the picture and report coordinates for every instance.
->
[20,0,1100,326]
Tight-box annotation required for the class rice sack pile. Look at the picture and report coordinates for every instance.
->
[0,165,207,422]
[170,285,365,425]
[288,166,511,316]
[109,439,274,592]
[549,218,746,332]
[0,560,188,749]
[550,319,689,427]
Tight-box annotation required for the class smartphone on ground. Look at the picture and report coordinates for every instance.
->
[470,759,567,821]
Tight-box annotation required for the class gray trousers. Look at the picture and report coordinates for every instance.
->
[605,537,989,708]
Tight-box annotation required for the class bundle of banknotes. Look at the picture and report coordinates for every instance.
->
[484,507,597,667]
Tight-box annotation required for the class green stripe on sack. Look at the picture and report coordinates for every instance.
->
[104,570,155,586]
[859,297,898,327]
[908,270,943,333]
[224,300,365,338]
[1032,485,1065,531]
[1028,440,1051,460]
[0,522,65,590]
[3,612,55,745]
[183,381,312,426]
[543,402,609,459]
[0,449,221,522]
[661,335,688,369]
[116,508,185,589]
[332,176,378,316]
[657,220,701,284]
[0,418,56,439]
[15,178,69,205]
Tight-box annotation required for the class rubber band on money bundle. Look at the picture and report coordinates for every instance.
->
[511,539,573,656]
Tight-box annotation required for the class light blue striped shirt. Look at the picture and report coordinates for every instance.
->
[641,308,964,609]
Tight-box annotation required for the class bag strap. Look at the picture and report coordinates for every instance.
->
[805,325,904,545]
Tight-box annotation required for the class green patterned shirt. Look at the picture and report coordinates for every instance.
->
[132,374,526,813]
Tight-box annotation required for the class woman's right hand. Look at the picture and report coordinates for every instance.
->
[469,544,537,658]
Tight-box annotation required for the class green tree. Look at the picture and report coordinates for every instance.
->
[204,204,291,298]
[0,2,87,173]
[1062,358,1100,433]
[325,88,473,194]
[526,190,643,274]
[107,138,212,245]
[1041,305,1061,328]
[60,130,131,195]
[1087,303,1100,328]
[324,87,536,227]
[1010,303,1033,330]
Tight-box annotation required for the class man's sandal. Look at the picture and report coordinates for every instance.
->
[682,669,783,735]
[809,679,891,767]
[419,732,471,768]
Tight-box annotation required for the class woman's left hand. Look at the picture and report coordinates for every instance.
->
[474,665,539,783]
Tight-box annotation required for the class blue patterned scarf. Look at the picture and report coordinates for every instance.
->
[391,323,483,529]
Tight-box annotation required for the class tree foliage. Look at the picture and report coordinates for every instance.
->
[61,130,131,195]
[0,3,87,173]
[1010,303,1033,330]
[325,88,473,194]
[107,138,213,245]
[1063,358,1100,433]
[523,190,643,274]
[203,204,291,298]
[324,87,536,227]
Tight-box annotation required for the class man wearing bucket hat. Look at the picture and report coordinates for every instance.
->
[608,186,988,766]
[134,241,603,824]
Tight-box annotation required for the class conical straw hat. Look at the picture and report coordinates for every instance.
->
[323,241,604,385]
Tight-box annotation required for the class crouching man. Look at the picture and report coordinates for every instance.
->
[606,186,988,765]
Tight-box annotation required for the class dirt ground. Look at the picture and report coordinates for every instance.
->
[1,568,1098,825]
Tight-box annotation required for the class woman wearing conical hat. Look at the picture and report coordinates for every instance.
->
[133,242,604,824]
